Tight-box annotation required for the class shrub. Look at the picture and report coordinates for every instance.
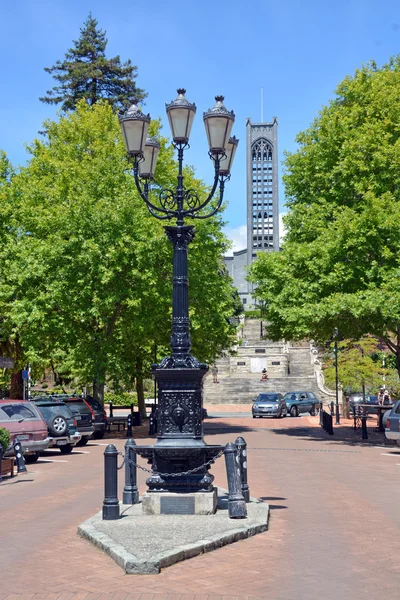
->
[0,427,11,452]
[104,392,138,406]
[245,309,261,319]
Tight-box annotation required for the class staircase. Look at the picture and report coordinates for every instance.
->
[203,318,331,404]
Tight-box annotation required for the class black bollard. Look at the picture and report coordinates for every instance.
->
[123,439,139,505]
[102,444,120,520]
[109,401,113,418]
[361,415,368,440]
[127,413,133,438]
[224,442,247,519]
[130,402,134,415]
[235,437,250,502]
[330,401,334,416]
[13,438,27,473]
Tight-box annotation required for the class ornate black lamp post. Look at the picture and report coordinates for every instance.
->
[119,90,238,496]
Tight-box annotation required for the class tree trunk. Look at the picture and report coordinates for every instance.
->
[93,377,105,406]
[10,370,23,399]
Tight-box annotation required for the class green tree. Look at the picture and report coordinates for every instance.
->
[323,337,384,395]
[3,102,237,412]
[249,57,400,375]
[40,13,146,112]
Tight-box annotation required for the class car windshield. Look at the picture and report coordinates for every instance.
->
[0,403,41,421]
[284,393,301,401]
[35,404,73,420]
[256,394,280,402]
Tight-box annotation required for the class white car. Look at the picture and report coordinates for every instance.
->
[384,400,400,446]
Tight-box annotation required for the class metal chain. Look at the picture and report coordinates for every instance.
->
[117,449,224,478]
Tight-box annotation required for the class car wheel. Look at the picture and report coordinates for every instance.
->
[76,437,89,446]
[252,415,257,418]
[48,415,67,437]
[93,430,105,439]
[290,406,298,417]
[25,452,40,464]
[59,444,73,454]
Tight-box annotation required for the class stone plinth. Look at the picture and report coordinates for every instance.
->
[142,488,217,515]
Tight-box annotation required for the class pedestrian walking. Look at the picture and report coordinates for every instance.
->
[212,364,219,383]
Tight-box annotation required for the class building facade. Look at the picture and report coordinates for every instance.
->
[224,116,279,308]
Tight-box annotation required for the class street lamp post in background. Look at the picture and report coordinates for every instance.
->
[119,90,238,495]
[332,327,340,425]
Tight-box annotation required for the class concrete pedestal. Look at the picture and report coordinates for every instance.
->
[142,488,217,516]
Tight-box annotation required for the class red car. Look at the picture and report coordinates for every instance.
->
[0,399,50,463]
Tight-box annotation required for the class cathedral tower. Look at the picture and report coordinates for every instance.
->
[246,117,279,266]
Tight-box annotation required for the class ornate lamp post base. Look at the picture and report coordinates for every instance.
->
[136,366,224,495]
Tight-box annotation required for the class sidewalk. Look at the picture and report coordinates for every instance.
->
[2,413,398,599]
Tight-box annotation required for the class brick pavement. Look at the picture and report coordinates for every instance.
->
[1,413,400,599]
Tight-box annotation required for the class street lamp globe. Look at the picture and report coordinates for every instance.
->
[119,101,151,156]
[165,89,196,144]
[138,137,160,179]
[203,96,235,155]
[218,136,239,176]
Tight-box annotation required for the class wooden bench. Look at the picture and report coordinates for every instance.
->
[1,457,15,478]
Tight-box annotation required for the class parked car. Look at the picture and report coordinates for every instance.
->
[32,400,81,454]
[252,393,287,418]
[282,391,321,417]
[384,400,400,446]
[57,397,94,445]
[0,399,49,463]
[348,394,380,415]
[84,395,107,439]
[33,395,94,446]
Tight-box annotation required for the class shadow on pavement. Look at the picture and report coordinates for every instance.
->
[204,422,256,436]
[270,422,393,448]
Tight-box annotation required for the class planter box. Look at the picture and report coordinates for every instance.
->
[1,457,15,477]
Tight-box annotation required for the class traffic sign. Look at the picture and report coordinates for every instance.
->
[0,357,14,369]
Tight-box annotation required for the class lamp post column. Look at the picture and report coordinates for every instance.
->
[335,340,340,425]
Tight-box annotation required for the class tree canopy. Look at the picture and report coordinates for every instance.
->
[0,102,238,407]
[40,14,146,112]
[249,57,400,374]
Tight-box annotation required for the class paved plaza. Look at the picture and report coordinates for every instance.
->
[1,412,400,600]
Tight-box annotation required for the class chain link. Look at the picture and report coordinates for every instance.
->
[117,449,225,478]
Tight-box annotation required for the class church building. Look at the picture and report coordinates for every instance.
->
[224,116,279,308]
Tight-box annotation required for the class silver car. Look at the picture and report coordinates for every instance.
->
[384,400,400,446]
[252,393,287,418]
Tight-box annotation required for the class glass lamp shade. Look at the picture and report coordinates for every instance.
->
[203,96,235,154]
[119,102,151,156]
[138,137,160,179]
[219,136,239,175]
[166,89,196,143]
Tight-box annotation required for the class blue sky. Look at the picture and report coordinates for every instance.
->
[2,0,400,251]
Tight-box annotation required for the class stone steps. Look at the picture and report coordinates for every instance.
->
[203,317,332,404]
